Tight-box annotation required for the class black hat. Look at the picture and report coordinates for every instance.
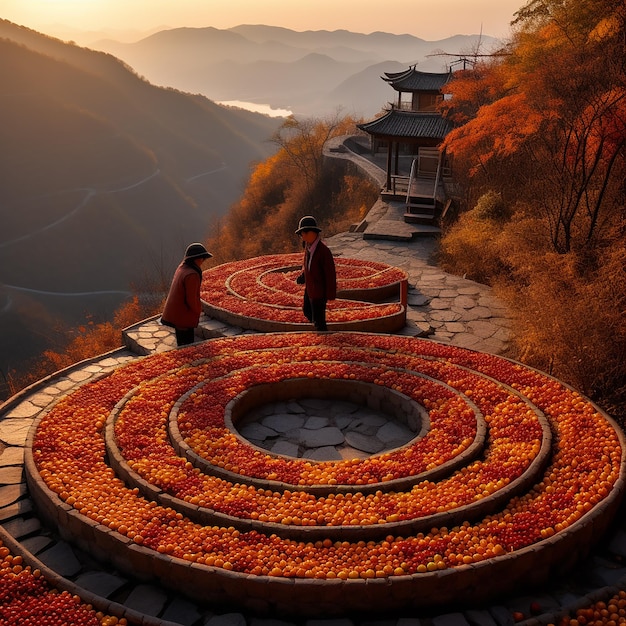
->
[295,215,321,234]
[184,243,212,260]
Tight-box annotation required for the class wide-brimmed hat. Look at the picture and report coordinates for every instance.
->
[184,242,213,260]
[295,215,321,234]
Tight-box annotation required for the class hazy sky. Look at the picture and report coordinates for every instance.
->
[3,0,523,41]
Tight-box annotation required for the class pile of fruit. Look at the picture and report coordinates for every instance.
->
[0,541,124,625]
[28,332,623,608]
[200,254,407,327]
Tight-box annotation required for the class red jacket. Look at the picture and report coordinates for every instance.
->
[161,261,203,329]
[304,239,337,301]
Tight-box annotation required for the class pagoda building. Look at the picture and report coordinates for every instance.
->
[357,66,453,219]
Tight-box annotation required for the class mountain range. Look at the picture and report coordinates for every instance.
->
[0,20,281,382]
[0,18,500,386]
[91,24,500,117]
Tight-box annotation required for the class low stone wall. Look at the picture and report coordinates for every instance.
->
[22,331,626,618]
[201,301,407,333]
[23,451,624,618]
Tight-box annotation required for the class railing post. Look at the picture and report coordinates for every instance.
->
[406,158,417,206]
[433,150,443,201]
[400,279,408,308]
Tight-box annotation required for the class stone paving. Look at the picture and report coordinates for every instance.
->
[124,229,511,358]
[1,145,626,626]
[239,396,417,461]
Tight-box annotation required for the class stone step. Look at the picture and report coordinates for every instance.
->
[407,199,436,209]
[403,212,438,225]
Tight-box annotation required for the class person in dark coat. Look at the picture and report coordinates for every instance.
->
[295,216,336,331]
[161,242,212,346]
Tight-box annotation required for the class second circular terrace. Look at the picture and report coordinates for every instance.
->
[199,253,409,332]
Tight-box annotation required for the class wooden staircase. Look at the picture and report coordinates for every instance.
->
[404,195,439,225]
[401,157,446,233]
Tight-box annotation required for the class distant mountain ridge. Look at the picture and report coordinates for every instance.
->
[0,20,280,378]
[92,24,500,116]
[0,18,500,381]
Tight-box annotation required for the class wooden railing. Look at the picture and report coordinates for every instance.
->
[388,102,442,113]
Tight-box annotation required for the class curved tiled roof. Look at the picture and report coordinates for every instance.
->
[357,109,453,140]
[383,66,452,92]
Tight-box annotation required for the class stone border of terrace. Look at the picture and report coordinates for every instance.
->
[178,377,437,493]
[121,229,514,358]
[20,331,626,619]
[17,447,626,620]
[103,375,484,540]
[200,301,408,334]
[2,300,626,624]
[0,349,184,626]
[97,373,558,542]
[200,254,409,334]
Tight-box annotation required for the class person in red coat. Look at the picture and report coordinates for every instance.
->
[161,242,212,346]
[295,216,337,331]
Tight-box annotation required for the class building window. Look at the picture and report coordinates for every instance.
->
[418,93,443,112]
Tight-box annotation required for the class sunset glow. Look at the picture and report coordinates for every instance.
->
[3,0,522,41]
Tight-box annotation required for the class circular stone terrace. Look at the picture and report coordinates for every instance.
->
[2,238,626,626]
[199,254,409,333]
[22,330,626,618]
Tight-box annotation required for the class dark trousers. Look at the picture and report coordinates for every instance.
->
[175,327,195,346]
[303,292,328,331]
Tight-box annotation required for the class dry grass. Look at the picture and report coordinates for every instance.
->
[441,194,626,426]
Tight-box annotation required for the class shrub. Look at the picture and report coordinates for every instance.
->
[472,190,510,222]
[441,190,626,424]
[439,191,516,284]
[500,243,626,425]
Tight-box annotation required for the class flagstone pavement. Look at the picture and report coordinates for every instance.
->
[124,225,512,358]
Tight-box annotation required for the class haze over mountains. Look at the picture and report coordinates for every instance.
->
[91,25,499,117]
[0,19,280,382]
[0,18,499,387]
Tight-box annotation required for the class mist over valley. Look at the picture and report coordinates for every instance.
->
[0,18,497,386]
[92,24,498,117]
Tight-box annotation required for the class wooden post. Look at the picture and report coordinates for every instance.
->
[400,279,408,308]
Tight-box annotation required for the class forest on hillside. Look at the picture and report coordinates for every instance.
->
[9,112,378,392]
[438,0,626,422]
[0,21,280,391]
[9,0,625,429]
[204,113,378,262]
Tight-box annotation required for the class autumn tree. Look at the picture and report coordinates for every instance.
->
[207,113,377,263]
[442,0,626,253]
[270,111,356,194]
[206,151,292,262]
[511,0,626,252]
[440,0,626,421]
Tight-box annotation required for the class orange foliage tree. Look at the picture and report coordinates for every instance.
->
[439,0,626,421]
[207,112,376,263]
[441,0,626,254]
